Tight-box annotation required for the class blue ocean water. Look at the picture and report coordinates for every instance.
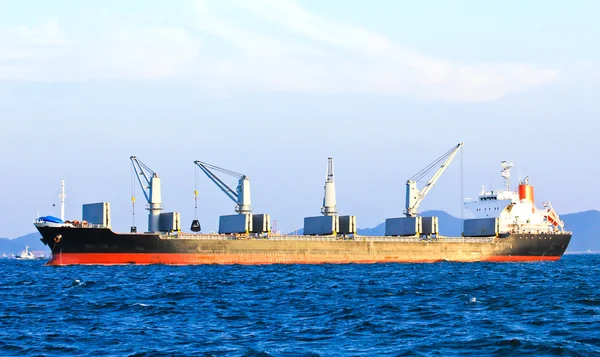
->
[1,255,599,357]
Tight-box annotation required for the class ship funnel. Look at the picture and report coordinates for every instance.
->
[321,157,337,216]
[518,177,534,204]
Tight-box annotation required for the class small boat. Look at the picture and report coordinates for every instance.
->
[16,246,36,260]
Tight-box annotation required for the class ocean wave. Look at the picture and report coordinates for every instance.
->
[0,255,598,356]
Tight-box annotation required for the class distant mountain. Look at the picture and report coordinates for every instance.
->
[561,210,600,252]
[0,233,48,255]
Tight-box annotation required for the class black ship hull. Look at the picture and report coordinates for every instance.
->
[37,226,572,265]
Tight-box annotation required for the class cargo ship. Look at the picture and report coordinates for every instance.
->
[35,144,571,265]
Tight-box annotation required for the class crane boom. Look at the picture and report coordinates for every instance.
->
[130,156,155,203]
[130,156,163,232]
[194,160,252,214]
[405,143,463,217]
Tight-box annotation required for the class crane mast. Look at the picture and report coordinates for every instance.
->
[130,156,163,232]
[405,143,463,217]
[194,160,252,214]
[321,157,338,216]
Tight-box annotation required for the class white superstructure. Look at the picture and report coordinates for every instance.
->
[464,162,564,234]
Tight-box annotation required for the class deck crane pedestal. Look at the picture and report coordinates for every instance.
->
[385,143,463,236]
[194,160,270,234]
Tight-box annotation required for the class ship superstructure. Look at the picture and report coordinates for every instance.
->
[464,161,565,236]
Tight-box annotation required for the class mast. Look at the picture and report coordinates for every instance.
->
[59,180,66,221]
[321,157,337,216]
[500,161,513,191]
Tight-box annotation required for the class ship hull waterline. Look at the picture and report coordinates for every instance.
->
[37,227,571,266]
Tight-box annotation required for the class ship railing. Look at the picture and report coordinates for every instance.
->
[86,223,107,229]
[265,236,340,241]
[173,234,342,241]
[359,237,496,243]
[175,233,244,240]
[172,233,496,243]
[507,229,572,235]
[72,223,106,229]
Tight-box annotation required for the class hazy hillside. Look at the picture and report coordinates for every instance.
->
[0,233,48,255]
[562,210,600,252]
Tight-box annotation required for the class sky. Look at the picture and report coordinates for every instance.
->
[1,0,599,237]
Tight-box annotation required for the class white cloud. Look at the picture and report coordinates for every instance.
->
[188,0,558,101]
[235,0,395,55]
[0,1,559,101]
[0,21,201,81]
[86,27,202,79]
[0,20,68,49]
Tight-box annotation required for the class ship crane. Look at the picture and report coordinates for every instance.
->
[405,143,463,217]
[130,156,163,233]
[193,161,252,215]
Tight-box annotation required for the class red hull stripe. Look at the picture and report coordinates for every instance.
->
[483,255,560,262]
[46,253,562,265]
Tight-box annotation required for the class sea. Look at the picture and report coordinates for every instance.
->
[1,255,599,357]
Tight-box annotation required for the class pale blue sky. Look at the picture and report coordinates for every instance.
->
[1,0,598,237]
